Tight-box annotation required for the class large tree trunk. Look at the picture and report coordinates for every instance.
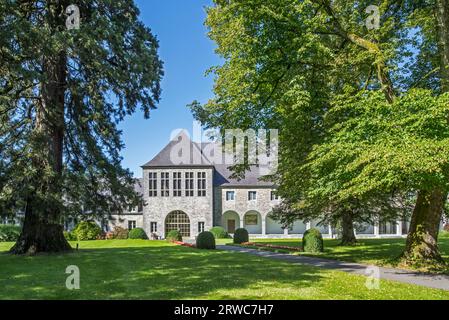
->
[340,211,357,246]
[400,0,449,267]
[11,2,71,254]
[402,190,445,266]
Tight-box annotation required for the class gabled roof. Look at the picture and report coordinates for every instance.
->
[141,132,274,187]
[141,131,213,168]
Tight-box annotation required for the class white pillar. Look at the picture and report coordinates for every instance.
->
[329,224,333,239]
[284,228,289,236]
[374,221,380,238]
[396,220,403,236]
[262,217,266,236]
[240,217,244,229]
[306,222,312,230]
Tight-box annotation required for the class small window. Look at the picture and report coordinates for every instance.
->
[248,191,257,201]
[149,172,157,197]
[198,222,205,233]
[128,220,136,230]
[226,191,235,201]
[271,191,279,201]
[173,172,182,197]
[197,172,206,197]
[185,172,194,197]
[150,222,157,233]
[161,172,170,197]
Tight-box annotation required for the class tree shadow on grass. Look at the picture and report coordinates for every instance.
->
[0,245,328,300]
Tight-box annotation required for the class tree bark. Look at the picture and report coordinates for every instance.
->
[340,211,357,246]
[436,0,449,92]
[10,2,71,254]
[402,190,445,265]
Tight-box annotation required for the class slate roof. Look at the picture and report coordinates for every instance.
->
[141,132,274,187]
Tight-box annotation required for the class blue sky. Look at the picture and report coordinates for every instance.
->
[119,0,220,177]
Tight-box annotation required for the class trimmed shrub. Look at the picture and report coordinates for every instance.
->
[0,225,21,242]
[209,226,228,239]
[63,231,76,241]
[302,228,324,253]
[233,228,249,244]
[128,228,148,240]
[111,226,129,240]
[73,221,102,241]
[166,230,182,242]
[196,231,216,249]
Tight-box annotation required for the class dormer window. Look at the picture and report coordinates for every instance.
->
[271,191,279,201]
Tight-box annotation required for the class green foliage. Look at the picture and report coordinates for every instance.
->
[73,222,102,241]
[302,228,324,253]
[0,225,21,242]
[111,226,129,240]
[196,231,216,250]
[209,226,228,239]
[0,1,163,243]
[63,231,76,241]
[128,228,148,240]
[166,230,182,242]
[233,228,249,244]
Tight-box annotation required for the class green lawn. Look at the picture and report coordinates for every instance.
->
[252,233,449,270]
[1,240,449,300]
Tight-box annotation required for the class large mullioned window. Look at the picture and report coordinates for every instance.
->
[161,172,170,197]
[149,172,157,197]
[185,172,194,197]
[197,172,206,197]
[173,172,182,197]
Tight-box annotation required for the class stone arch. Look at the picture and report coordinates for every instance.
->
[266,212,284,235]
[165,210,190,238]
[244,210,262,234]
[222,211,240,234]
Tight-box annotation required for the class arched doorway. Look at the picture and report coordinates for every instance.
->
[244,211,262,234]
[222,211,240,234]
[165,211,190,238]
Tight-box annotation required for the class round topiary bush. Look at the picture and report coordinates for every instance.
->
[233,228,249,244]
[73,221,102,241]
[128,228,148,240]
[111,226,129,240]
[166,230,182,242]
[209,226,228,239]
[0,225,21,242]
[302,228,324,253]
[196,231,216,249]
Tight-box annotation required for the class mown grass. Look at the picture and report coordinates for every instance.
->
[1,240,449,300]
[252,232,449,271]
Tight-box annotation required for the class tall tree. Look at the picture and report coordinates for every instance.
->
[0,0,163,254]
[192,0,449,267]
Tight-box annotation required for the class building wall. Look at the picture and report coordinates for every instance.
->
[107,214,143,231]
[142,168,214,239]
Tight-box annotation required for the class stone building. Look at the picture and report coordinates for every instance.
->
[109,132,411,239]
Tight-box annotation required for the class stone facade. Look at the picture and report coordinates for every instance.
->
[114,133,412,240]
[142,167,214,238]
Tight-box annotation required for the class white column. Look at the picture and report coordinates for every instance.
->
[374,221,380,238]
[240,217,244,229]
[328,224,333,239]
[396,220,403,236]
[306,222,312,230]
[262,217,266,236]
[284,228,289,236]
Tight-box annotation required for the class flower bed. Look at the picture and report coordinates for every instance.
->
[174,241,196,248]
[241,242,303,252]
